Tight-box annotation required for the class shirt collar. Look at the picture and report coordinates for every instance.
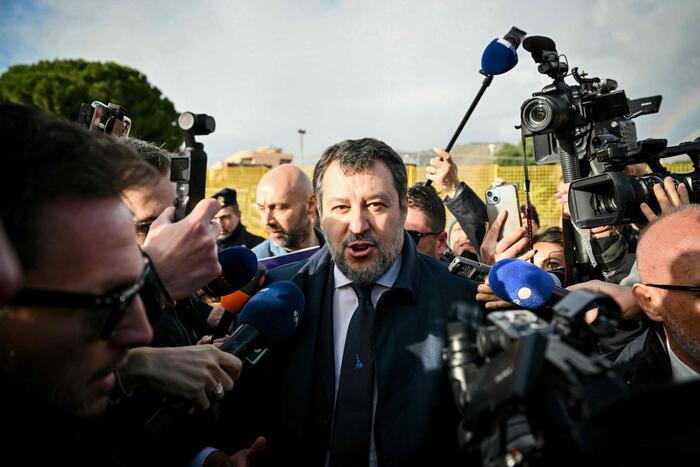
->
[333,254,402,290]
[666,336,700,383]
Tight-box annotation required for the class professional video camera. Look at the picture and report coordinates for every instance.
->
[76,100,132,136]
[444,290,632,466]
[519,36,700,228]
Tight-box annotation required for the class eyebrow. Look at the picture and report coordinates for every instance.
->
[327,193,394,205]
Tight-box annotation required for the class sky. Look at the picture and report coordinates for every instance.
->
[2,0,699,166]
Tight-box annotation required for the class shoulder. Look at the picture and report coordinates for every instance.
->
[251,239,272,259]
[416,252,478,293]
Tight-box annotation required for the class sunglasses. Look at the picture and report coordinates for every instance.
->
[407,229,442,244]
[10,254,151,339]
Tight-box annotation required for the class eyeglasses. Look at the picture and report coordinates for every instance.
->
[407,229,442,244]
[134,220,153,238]
[643,283,700,295]
[10,255,151,339]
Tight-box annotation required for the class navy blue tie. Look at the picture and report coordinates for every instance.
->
[329,283,375,467]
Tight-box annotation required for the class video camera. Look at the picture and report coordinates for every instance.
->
[443,290,631,465]
[520,36,700,228]
[76,100,131,137]
[170,111,216,221]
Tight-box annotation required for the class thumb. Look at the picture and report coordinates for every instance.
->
[247,436,267,461]
[149,206,175,231]
[187,198,221,225]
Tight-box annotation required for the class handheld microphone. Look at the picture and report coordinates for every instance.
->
[219,280,305,358]
[488,258,569,310]
[480,26,526,75]
[202,246,258,298]
[144,280,305,436]
[212,263,267,339]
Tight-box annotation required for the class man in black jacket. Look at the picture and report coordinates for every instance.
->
[224,138,483,466]
[212,188,264,249]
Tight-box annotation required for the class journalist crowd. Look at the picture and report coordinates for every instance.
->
[1,99,699,467]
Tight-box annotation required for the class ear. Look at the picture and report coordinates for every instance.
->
[307,194,317,216]
[437,231,447,253]
[632,283,664,323]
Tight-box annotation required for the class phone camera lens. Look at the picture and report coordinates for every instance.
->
[493,196,499,202]
[486,191,493,198]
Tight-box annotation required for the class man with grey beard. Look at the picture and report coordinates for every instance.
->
[251,164,323,259]
[613,204,700,389]
[222,138,482,466]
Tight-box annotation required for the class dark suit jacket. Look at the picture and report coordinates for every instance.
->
[222,233,483,466]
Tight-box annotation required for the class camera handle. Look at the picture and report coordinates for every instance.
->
[426,74,494,187]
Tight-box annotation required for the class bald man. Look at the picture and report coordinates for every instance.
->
[251,164,323,259]
[613,205,700,389]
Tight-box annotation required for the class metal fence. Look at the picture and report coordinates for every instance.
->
[207,162,694,238]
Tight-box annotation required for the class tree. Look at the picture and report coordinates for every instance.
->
[494,138,535,166]
[0,59,181,150]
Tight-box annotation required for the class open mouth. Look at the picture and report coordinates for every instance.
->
[346,241,376,258]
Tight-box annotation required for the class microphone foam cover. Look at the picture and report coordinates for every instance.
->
[203,246,258,297]
[480,38,519,75]
[240,280,305,344]
[488,258,554,309]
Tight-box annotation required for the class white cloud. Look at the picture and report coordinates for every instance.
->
[3,0,699,164]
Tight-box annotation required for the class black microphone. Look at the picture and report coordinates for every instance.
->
[202,246,258,298]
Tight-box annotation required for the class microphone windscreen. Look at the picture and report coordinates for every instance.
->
[203,246,258,297]
[239,280,305,344]
[488,259,554,309]
[480,38,519,75]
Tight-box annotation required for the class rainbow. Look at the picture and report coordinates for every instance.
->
[651,85,700,143]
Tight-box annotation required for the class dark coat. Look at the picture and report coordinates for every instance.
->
[444,182,487,258]
[217,222,264,250]
[222,233,483,466]
[612,321,671,391]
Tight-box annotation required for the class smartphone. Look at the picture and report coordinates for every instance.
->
[448,256,491,282]
[486,184,522,241]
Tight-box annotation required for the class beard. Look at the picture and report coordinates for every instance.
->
[666,314,700,366]
[326,230,403,285]
[270,212,312,250]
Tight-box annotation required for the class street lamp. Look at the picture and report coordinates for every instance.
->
[298,129,306,168]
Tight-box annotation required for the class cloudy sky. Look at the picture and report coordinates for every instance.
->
[2,0,699,165]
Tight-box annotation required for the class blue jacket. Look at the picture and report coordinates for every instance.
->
[222,232,483,466]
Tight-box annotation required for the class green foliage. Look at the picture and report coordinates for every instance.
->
[0,59,181,150]
[494,138,535,166]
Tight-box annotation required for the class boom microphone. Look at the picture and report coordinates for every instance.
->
[212,263,267,339]
[202,246,258,298]
[480,26,526,75]
[488,258,569,310]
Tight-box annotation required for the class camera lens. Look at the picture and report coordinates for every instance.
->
[521,95,571,134]
[486,191,493,198]
[493,196,500,202]
[591,194,617,215]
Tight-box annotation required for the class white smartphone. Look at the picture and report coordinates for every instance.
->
[486,184,522,241]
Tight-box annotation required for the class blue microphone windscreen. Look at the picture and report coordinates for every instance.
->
[480,38,519,75]
[240,280,305,344]
[488,258,554,309]
[204,246,258,297]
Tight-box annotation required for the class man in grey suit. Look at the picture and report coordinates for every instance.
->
[223,138,482,466]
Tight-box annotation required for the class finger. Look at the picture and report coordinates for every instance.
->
[187,198,222,225]
[247,436,267,460]
[218,353,243,382]
[486,211,508,243]
[214,369,235,393]
[663,176,681,207]
[639,202,657,223]
[485,300,513,310]
[495,225,525,255]
[501,236,529,260]
[194,390,211,411]
[678,182,690,205]
[653,183,672,213]
[518,250,536,262]
[433,147,450,161]
[477,283,493,294]
[149,206,175,230]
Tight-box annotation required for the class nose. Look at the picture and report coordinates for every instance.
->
[108,297,153,349]
[262,207,276,226]
[348,206,369,236]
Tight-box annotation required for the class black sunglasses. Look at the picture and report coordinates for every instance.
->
[643,283,700,294]
[10,255,151,339]
[407,229,442,244]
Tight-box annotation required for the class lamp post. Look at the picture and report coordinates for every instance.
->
[298,129,306,168]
